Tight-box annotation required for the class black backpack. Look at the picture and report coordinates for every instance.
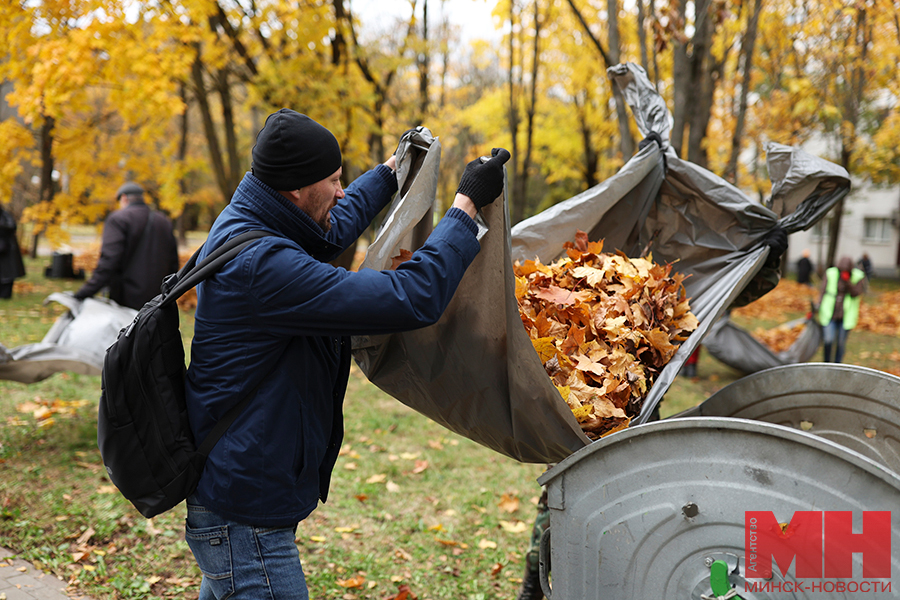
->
[98,230,271,518]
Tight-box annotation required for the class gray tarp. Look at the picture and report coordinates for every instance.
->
[703,314,823,374]
[0,293,135,384]
[353,62,850,464]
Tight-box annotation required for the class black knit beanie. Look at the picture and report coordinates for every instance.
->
[251,109,342,191]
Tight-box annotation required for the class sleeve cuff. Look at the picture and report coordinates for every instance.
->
[372,163,399,195]
[443,207,479,236]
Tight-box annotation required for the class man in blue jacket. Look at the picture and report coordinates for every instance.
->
[183,108,509,599]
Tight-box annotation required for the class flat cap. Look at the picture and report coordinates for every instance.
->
[116,181,144,197]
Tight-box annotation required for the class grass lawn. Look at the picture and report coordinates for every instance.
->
[1,256,898,599]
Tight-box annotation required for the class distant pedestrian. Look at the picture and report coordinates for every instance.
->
[858,253,874,281]
[796,248,814,286]
[817,256,866,363]
[0,205,26,299]
[73,182,179,310]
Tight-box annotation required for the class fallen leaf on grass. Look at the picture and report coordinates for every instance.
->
[337,575,365,588]
[386,481,401,493]
[478,539,498,549]
[366,474,387,484]
[384,584,418,600]
[309,536,326,543]
[490,563,503,577]
[498,493,519,513]
[499,520,528,533]
[75,527,95,546]
[411,460,428,474]
[394,548,412,561]
[334,526,358,533]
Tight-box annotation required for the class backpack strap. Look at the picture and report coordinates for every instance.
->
[161,230,272,305]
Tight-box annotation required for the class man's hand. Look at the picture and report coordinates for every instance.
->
[455,148,511,211]
[394,127,420,155]
[761,226,788,267]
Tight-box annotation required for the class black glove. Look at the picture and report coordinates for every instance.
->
[394,128,420,155]
[762,226,788,267]
[456,148,512,210]
[638,131,664,151]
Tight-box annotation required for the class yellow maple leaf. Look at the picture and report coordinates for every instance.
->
[531,337,557,363]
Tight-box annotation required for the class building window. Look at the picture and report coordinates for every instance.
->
[811,220,830,242]
[863,218,891,243]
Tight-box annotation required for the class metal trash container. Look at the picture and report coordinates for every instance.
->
[673,363,900,474]
[537,417,900,599]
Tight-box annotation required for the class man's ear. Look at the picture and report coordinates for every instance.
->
[278,189,302,206]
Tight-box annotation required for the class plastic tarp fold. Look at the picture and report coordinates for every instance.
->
[353,62,850,464]
[703,314,823,374]
[0,294,136,384]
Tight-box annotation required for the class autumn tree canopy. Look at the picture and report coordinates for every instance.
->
[0,0,897,260]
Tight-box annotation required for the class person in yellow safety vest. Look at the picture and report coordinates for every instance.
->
[817,256,867,363]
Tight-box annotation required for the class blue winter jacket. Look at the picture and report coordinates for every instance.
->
[185,166,480,526]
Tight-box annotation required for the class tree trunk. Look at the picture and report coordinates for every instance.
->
[685,0,714,168]
[565,0,634,158]
[636,0,649,74]
[176,83,190,245]
[606,0,635,158]
[670,0,689,157]
[648,0,661,87]
[826,5,869,268]
[192,54,231,203]
[512,0,542,223]
[725,0,763,184]
[32,114,56,258]
[576,93,599,189]
[216,67,242,193]
[507,0,521,221]
[418,0,430,123]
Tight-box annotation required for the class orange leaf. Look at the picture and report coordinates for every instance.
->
[534,285,590,306]
[337,575,366,588]
[498,493,520,513]
[390,249,413,270]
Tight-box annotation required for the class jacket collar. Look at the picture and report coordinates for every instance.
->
[230,172,341,260]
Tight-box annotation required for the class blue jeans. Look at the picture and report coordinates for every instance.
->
[185,496,308,599]
[822,318,849,363]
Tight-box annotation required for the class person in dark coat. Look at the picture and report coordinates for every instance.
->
[797,248,814,286]
[858,253,874,281]
[0,205,26,299]
[73,182,179,309]
[183,108,511,599]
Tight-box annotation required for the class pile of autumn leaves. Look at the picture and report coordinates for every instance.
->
[514,231,698,440]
